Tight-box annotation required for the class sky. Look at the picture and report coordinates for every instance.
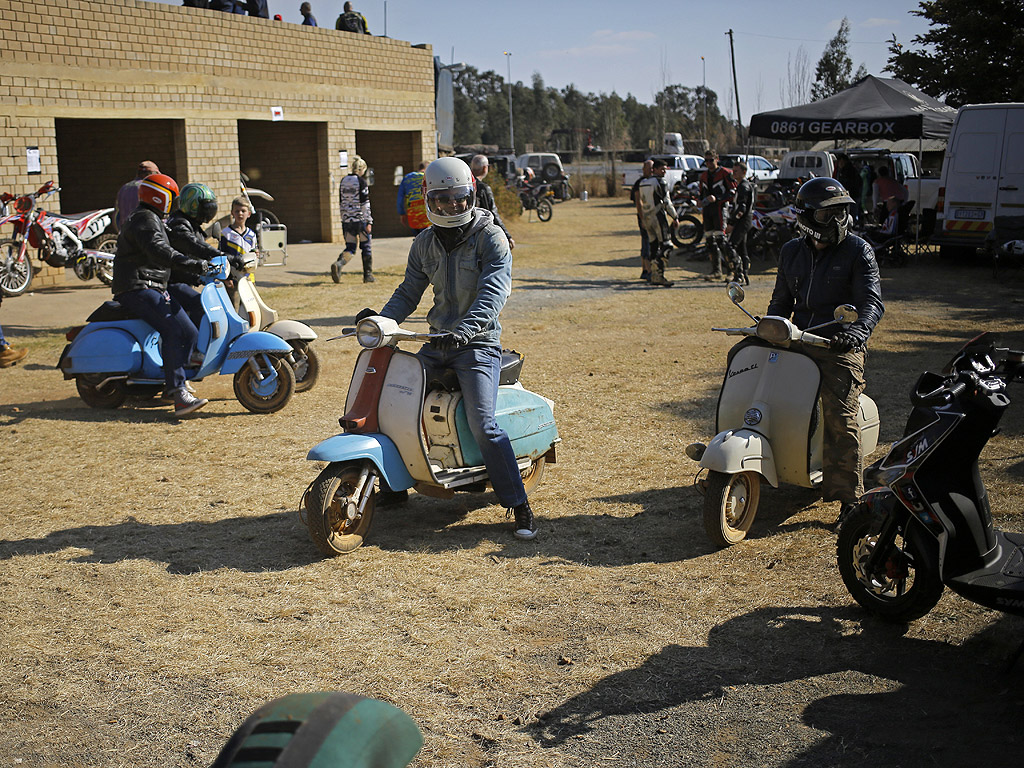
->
[147,0,934,117]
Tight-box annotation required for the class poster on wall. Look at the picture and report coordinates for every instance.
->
[271,106,284,121]
[26,146,40,175]
[338,150,348,169]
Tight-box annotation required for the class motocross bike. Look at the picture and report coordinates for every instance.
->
[837,333,1024,625]
[0,181,116,296]
[746,208,796,264]
[517,181,555,222]
[668,184,704,249]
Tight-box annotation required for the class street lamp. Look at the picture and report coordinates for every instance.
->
[701,55,706,145]
[503,51,514,153]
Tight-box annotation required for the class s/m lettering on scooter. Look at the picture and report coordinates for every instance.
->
[996,597,1024,609]
[386,383,415,397]
[906,437,929,463]
[728,363,758,378]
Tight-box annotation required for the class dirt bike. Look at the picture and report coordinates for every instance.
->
[0,181,116,296]
[837,333,1024,630]
[668,184,704,249]
[517,181,555,222]
[746,208,796,263]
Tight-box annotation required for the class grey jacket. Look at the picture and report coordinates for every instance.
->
[380,209,511,346]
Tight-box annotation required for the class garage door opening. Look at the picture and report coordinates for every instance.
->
[355,130,422,238]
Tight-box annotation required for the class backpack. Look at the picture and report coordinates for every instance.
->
[337,11,364,33]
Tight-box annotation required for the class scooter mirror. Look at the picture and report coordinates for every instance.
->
[727,282,746,305]
[834,304,859,325]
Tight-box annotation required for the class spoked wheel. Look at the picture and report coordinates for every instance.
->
[837,503,944,622]
[536,198,553,222]
[702,470,761,547]
[91,234,118,286]
[304,462,377,556]
[519,457,547,495]
[288,341,320,393]
[253,208,280,228]
[233,354,295,413]
[0,239,33,297]
[671,214,703,248]
[75,375,128,409]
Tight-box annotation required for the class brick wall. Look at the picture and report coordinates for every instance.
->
[0,0,436,259]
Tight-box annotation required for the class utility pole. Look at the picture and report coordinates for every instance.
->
[726,29,743,148]
[701,55,706,146]
[503,51,514,153]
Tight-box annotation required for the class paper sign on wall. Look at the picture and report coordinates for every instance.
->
[270,106,284,121]
[338,150,349,168]
[26,146,40,175]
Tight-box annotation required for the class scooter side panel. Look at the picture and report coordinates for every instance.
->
[717,344,821,487]
[306,433,416,491]
[218,330,294,375]
[377,350,436,483]
[701,429,779,487]
[265,319,317,342]
[455,385,559,468]
[62,323,147,374]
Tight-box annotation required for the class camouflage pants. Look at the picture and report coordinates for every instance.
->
[801,345,867,503]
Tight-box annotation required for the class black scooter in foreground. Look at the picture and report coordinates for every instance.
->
[837,333,1024,637]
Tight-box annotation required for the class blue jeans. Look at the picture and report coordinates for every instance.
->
[116,288,198,391]
[417,343,528,508]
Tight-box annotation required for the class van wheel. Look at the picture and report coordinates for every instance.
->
[541,162,561,182]
[702,470,760,547]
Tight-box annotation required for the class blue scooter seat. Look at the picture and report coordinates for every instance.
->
[86,301,140,323]
[426,349,524,391]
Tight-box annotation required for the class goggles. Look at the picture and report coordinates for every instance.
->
[426,185,474,216]
[812,205,847,224]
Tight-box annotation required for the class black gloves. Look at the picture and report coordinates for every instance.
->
[181,258,211,275]
[830,330,863,353]
[432,329,470,351]
[355,307,377,323]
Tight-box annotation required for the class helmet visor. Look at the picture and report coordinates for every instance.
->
[813,205,848,224]
[426,185,474,218]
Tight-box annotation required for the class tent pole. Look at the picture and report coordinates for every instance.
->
[916,136,922,251]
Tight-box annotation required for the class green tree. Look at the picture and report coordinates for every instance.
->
[811,18,857,100]
[885,0,1024,106]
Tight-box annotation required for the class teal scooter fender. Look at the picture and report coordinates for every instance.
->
[307,433,416,492]
[217,330,294,375]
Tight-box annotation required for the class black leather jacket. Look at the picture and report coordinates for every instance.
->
[729,179,755,227]
[166,211,223,286]
[112,205,197,296]
[767,233,884,346]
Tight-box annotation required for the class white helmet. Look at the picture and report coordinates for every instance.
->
[423,157,476,228]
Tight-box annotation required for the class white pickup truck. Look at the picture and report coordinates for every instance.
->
[622,154,704,195]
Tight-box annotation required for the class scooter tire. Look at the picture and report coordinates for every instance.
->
[702,470,760,547]
[233,354,295,414]
[0,238,34,297]
[520,457,546,495]
[289,341,320,394]
[75,375,128,409]
[837,503,944,622]
[304,462,376,556]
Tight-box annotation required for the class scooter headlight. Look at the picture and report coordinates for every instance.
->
[355,318,385,349]
[756,317,793,345]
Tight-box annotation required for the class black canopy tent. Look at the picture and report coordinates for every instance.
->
[748,75,955,142]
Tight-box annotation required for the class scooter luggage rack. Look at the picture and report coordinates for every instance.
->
[256,222,287,267]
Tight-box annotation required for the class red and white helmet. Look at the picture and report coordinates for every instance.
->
[138,173,179,216]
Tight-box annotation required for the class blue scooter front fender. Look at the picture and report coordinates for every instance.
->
[219,330,294,375]
[307,433,416,492]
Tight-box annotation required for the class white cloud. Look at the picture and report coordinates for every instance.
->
[592,29,657,42]
[861,17,899,28]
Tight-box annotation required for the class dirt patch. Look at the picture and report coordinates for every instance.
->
[2,198,1024,767]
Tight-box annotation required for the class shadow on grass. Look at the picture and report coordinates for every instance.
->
[0,395,261,425]
[531,604,1024,766]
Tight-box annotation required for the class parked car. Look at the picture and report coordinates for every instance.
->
[718,154,779,183]
[621,154,704,195]
[516,153,566,182]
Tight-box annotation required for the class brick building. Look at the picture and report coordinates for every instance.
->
[0,0,436,286]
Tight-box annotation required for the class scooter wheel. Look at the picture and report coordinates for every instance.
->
[290,341,320,394]
[75,375,127,409]
[305,463,376,556]
[233,354,295,414]
[702,470,760,547]
[836,503,944,622]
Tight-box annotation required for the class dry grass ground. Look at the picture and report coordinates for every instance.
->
[3,197,1024,767]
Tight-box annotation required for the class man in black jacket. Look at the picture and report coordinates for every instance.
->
[112,174,210,416]
[165,182,224,331]
[767,177,884,527]
[470,155,514,248]
[725,159,755,285]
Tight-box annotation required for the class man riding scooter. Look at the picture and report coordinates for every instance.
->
[112,173,211,416]
[354,156,540,540]
[166,182,226,334]
[767,177,885,528]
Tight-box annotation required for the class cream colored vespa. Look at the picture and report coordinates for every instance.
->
[686,283,880,547]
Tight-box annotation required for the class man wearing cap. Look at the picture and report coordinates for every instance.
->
[115,160,160,232]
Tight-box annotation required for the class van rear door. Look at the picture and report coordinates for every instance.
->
[941,107,1004,246]
[996,108,1024,222]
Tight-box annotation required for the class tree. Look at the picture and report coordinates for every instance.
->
[885,0,1024,106]
[811,18,858,101]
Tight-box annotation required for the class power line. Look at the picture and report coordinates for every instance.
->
[733,30,892,45]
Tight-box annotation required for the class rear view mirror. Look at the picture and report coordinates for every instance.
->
[727,282,746,305]
[834,304,859,325]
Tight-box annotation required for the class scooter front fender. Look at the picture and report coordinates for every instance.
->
[219,330,293,375]
[307,433,416,492]
[700,429,779,487]
[265,319,318,343]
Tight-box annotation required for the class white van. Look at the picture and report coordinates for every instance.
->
[935,103,1024,253]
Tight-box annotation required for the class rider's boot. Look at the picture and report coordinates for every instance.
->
[361,251,375,283]
[331,249,353,283]
[648,254,674,287]
[0,344,28,368]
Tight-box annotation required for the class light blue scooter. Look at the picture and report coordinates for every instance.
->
[58,254,297,413]
[302,316,560,556]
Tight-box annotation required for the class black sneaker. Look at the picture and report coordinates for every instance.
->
[507,501,538,540]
